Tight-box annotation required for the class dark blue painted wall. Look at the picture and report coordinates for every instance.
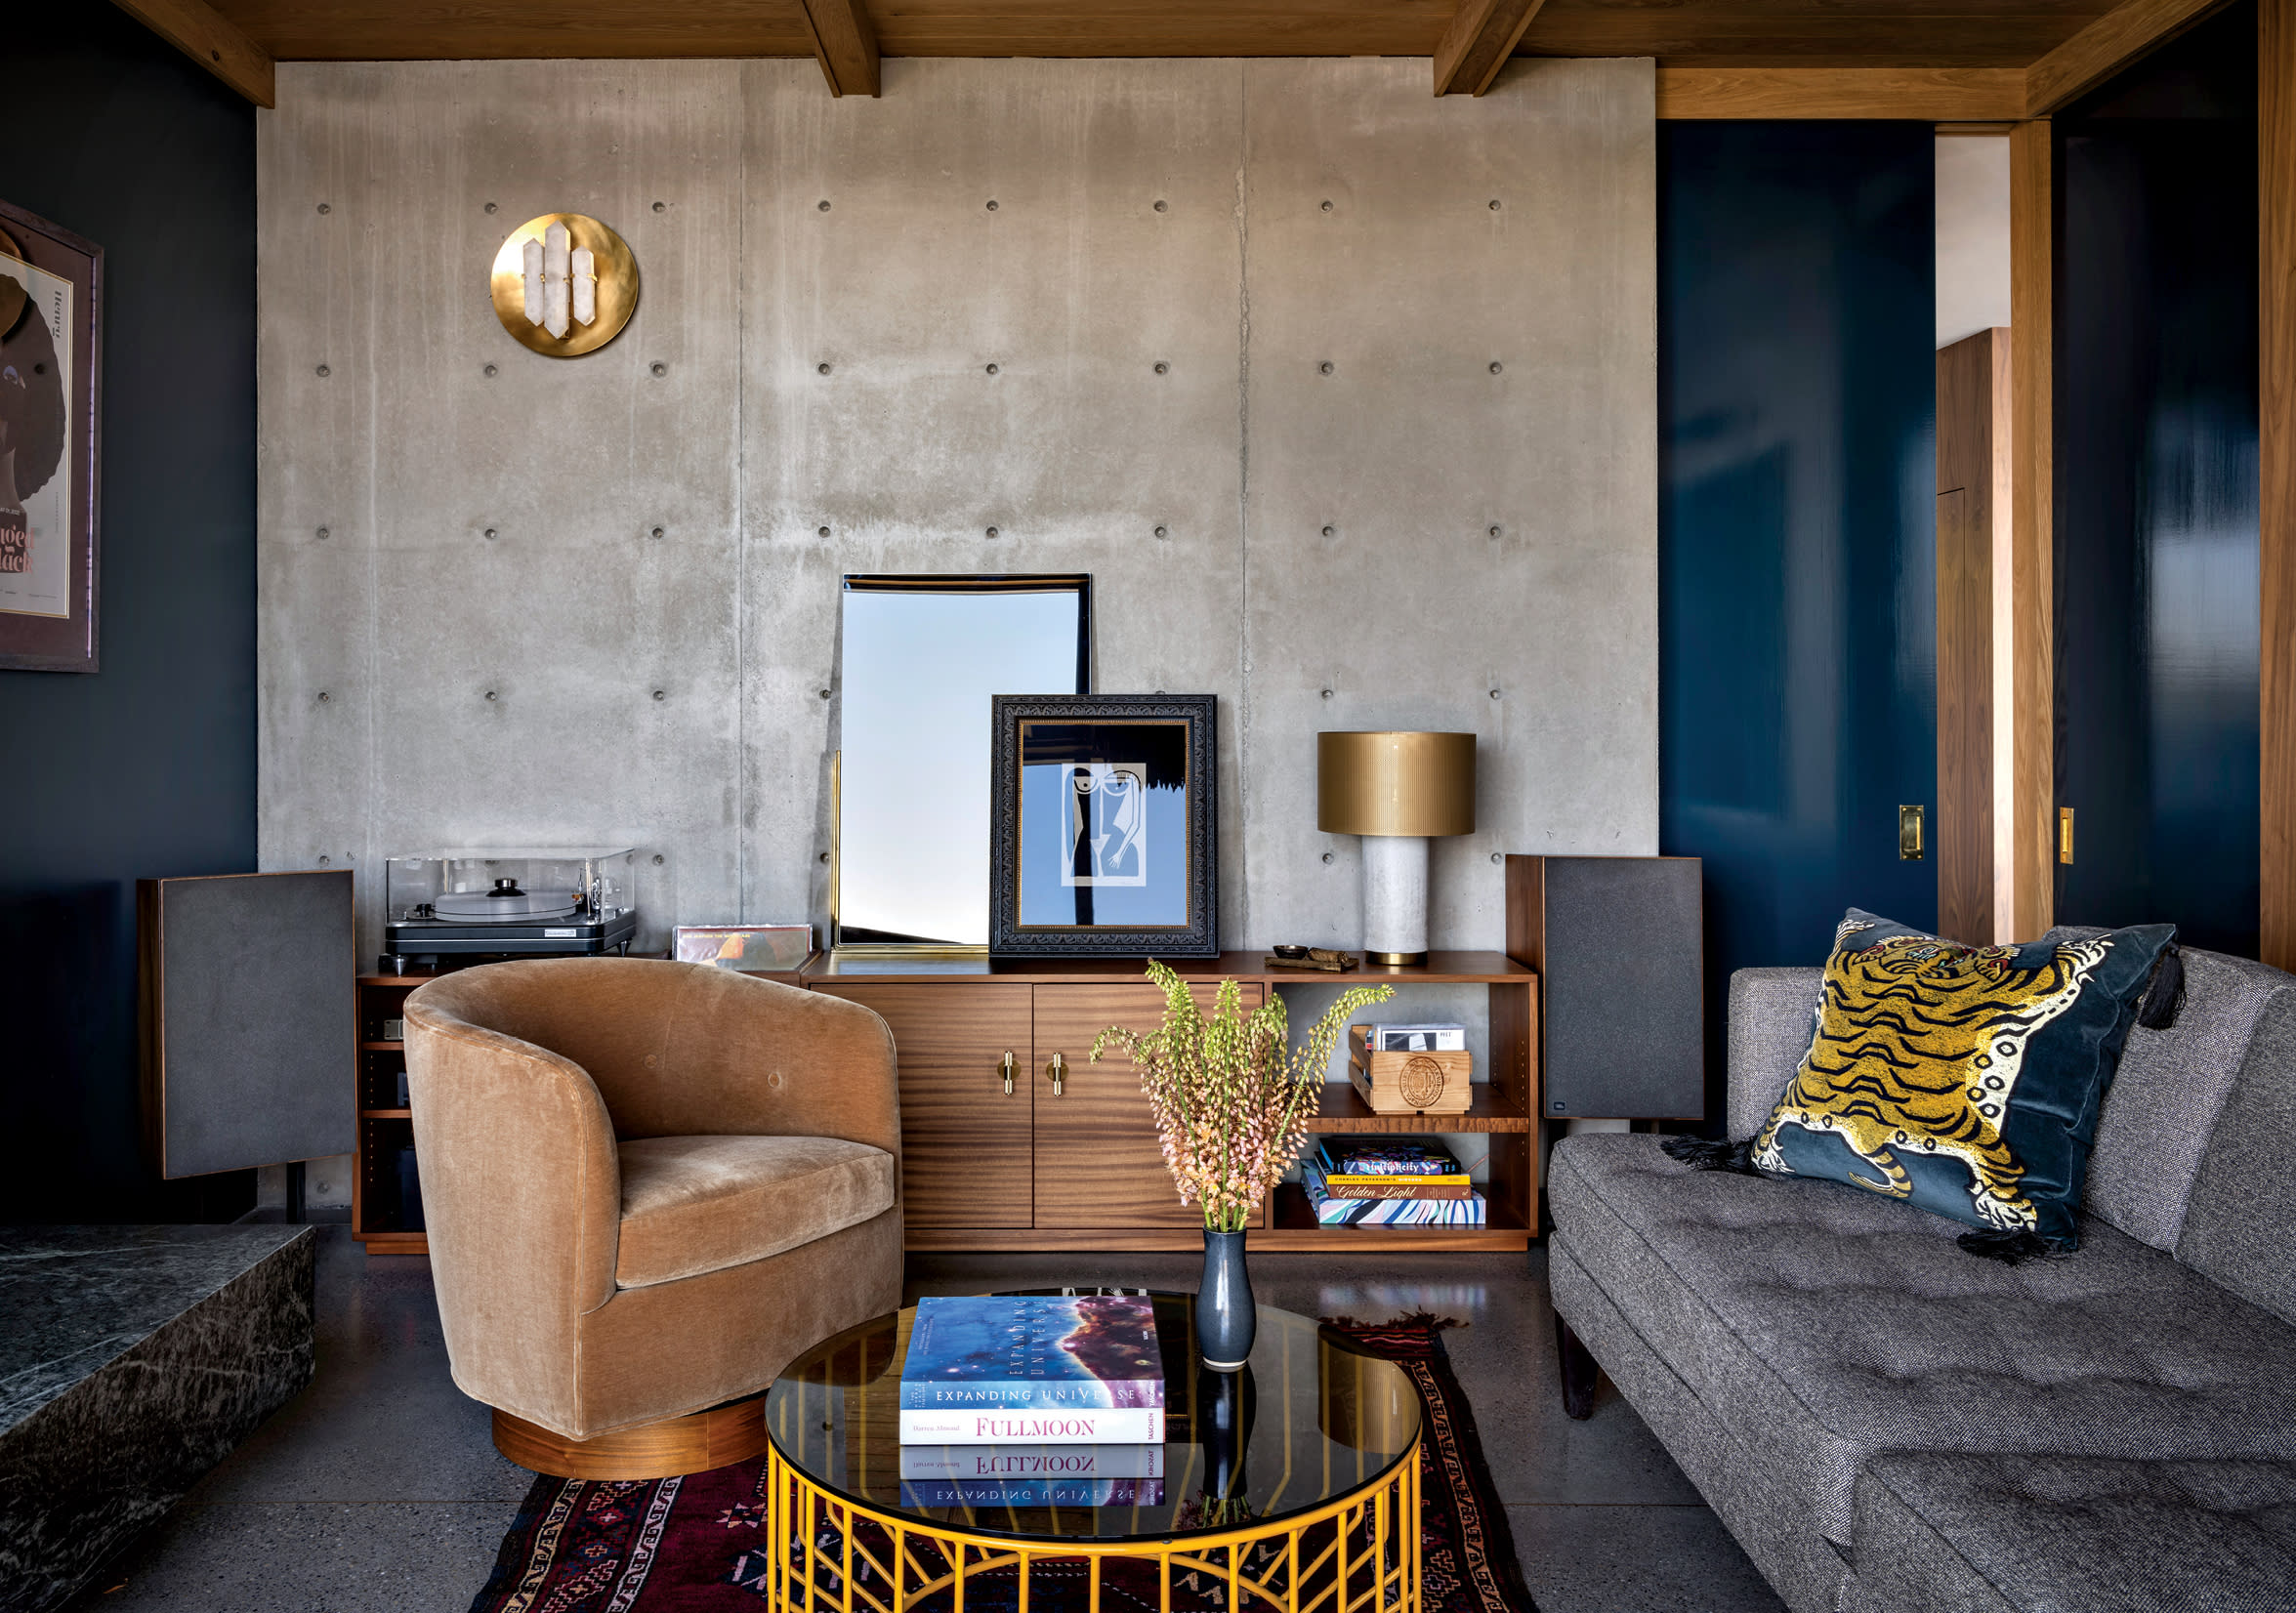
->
[1659,123,1939,1109]
[2055,2,2260,957]
[0,8,257,1221]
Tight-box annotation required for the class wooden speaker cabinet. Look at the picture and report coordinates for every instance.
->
[1506,855,1703,1121]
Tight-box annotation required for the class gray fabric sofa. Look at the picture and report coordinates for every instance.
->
[1548,936,2296,1613]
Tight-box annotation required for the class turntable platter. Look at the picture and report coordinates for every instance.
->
[432,889,580,921]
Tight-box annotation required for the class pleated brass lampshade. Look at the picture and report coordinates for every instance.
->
[1316,732,1477,838]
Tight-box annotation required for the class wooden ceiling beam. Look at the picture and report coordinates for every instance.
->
[1434,0,1549,98]
[797,0,881,97]
[1654,68,2029,121]
[2025,0,2232,115]
[111,0,274,107]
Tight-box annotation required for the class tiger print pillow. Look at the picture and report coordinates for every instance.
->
[1751,909,2176,1253]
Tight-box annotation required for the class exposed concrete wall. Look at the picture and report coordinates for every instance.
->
[258,56,1655,960]
[1937,133,2011,348]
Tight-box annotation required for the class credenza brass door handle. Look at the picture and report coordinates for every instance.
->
[1000,1051,1017,1096]
[1046,1051,1066,1096]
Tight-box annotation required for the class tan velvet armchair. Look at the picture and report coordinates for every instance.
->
[402,958,902,1477]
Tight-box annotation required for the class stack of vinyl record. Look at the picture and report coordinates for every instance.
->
[896,1294,1166,1508]
[1299,1136,1486,1227]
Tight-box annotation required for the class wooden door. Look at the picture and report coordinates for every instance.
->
[1030,981,1264,1228]
[814,984,1033,1228]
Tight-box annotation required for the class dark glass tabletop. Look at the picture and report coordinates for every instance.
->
[763,1290,1421,1544]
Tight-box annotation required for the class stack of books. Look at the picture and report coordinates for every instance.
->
[1299,1137,1486,1226]
[897,1294,1166,1508]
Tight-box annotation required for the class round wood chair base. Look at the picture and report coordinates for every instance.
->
[492,1394,769,1479]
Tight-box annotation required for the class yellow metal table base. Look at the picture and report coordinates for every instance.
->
[766,1440,1421,1613]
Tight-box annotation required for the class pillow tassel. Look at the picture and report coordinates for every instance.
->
[1956,1228,2057,1264]
[2137,945,2186,1030]
[1661,1136,1756,1174]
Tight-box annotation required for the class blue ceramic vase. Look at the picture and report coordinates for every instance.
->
[1197,1227,1256,1371]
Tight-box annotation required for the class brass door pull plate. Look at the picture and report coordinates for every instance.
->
[2060,806,2075,865]
[1000,1051,1016,1096]
[1046,1052,1066,1096]
[1899,804,1926,861]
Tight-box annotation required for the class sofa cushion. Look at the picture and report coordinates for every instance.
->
[2179,990,2296,1328]
[615,1135,895,1289]
[1847,1451,2296,1613]
[1749,910,2175,1249]
[1548,1133,2296,1547]
[2086,948,2293,1253]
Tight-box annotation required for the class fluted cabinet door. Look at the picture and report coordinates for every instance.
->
[813,983,1033,1227]
[1029,981,1264,1229]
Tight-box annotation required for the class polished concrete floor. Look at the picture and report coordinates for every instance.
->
[68,1229,1785,1612]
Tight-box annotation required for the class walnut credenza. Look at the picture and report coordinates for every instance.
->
[804,950,1539,1253]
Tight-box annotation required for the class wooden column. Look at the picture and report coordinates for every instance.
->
[2008,120,2057,938]
[2265,0,2296,971]
[1937,329,2014,945]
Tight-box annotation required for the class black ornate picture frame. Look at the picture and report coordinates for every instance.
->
[989,694,1218,958]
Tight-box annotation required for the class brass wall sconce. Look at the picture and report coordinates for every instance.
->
[488,213,638,358]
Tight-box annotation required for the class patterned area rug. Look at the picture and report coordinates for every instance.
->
[469,1314,1534,1613]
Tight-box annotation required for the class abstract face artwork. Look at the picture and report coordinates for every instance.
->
[1065,765,1148,888]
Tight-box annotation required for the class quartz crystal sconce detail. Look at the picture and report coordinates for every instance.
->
[488,213,639,358]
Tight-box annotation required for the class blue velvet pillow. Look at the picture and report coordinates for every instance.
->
[1748,910,2176,1255]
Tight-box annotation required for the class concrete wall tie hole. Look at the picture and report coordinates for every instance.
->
[483,201,497,214]
[1153,525,1168,539]
[1154,361,1169,374]
[985,363,998,375]
[1318,360,1333,375]
[650,526,664,539]
[985,525,1000,538]
[315,527,329,540]
[651,201,666,213]
[985,199,999,211]
[315,202,330,215]
[818,199,831,211]
[652,689,666,701]
[817,362,832,375]
[817,525,830,537]
[650,362,667,376]
[1320,200,1333,212]
[1153,199,1167,212]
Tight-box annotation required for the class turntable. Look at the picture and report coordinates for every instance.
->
[381,848,642,970]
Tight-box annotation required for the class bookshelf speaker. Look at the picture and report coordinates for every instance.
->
[1505,855,1703,1120]
[139,870,356,1178]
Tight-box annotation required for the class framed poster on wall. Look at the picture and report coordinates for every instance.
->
[989,693,1219,957]
[0,198,101,673]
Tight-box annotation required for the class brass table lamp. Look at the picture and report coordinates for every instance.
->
[1316,732,1477,966]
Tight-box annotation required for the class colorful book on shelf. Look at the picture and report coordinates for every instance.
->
[898,1444,1165,1481]
[1315,1137,1470,1184]
[1300,1158,1485,1227]
[899,1478,1165,1510]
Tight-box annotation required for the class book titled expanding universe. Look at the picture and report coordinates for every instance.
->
[898,1295,1165,1444]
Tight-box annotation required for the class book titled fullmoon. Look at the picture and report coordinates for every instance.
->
[898,1295,1165,1444]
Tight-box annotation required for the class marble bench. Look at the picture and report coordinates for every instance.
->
[0,1225,315,1612]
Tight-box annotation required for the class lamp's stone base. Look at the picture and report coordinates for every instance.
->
[0,1225,315,1612]
[1360,834,1431,960]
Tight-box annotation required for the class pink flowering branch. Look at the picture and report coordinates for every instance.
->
[1092,963,1394,1233]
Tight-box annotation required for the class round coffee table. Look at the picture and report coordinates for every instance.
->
[762,1290,1422,1613]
